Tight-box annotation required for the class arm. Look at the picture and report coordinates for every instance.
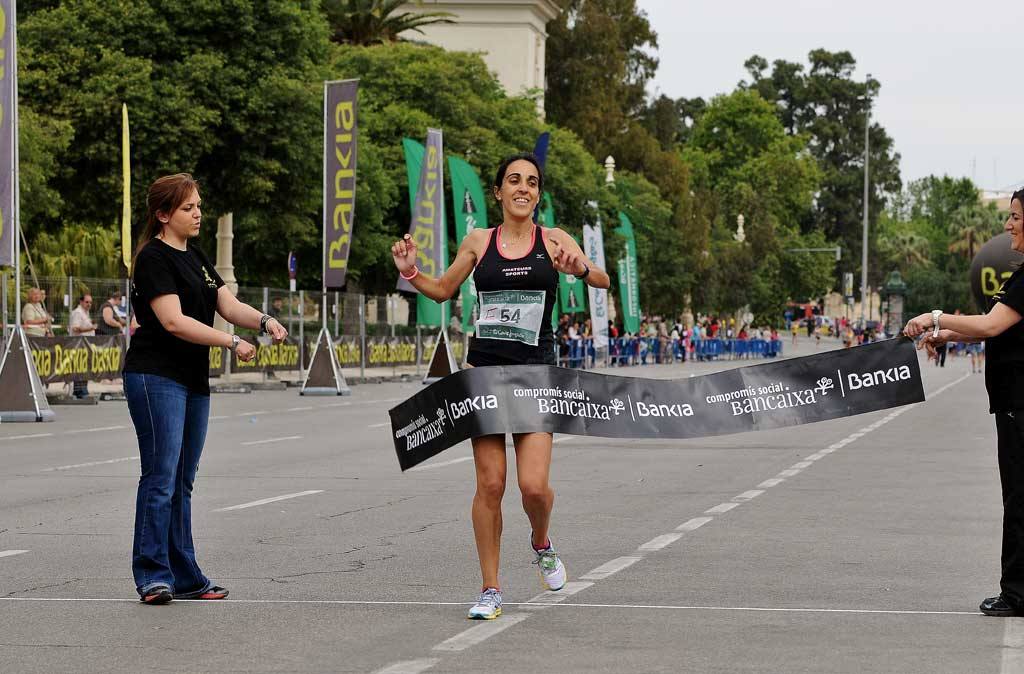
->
[391,231,481,302]
[215,287,287,342]
[905,303,1022,340]
[546,228,611,290]
[101,305,124,329]
[149,294,255,361]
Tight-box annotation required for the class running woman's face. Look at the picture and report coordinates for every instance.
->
[160,188,203,240]
[1006,199,1024,253]
[496,160,540,220]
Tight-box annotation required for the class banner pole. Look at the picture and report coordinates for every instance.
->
[12,0,21,324]
[321,81,327,354]
[359,293,365,380]
[2,270,7,339]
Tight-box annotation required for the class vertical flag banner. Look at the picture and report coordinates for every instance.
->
[583,219,609,350]
[448,156,486,333]
[532,132,550,224]
[558,233,587,315]
[0,0,14,267]
[398,129,446,328]
[121,104,131,270]
[323,79,358,289]
[536,192,556,228]
[614,212,641,335]
[402,138,425,212]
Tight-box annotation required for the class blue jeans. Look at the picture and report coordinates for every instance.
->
[124,372,212,596]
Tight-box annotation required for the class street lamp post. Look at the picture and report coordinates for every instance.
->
[860,74,872,326]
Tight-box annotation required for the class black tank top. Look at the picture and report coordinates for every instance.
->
[469,224,559,363]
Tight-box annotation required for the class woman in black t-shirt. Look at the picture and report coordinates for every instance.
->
[390,154,610,619]
[905,189,1024,617]
[124,173,288,605]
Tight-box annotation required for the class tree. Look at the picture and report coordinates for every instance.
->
[742,50,902,292]
[948,202,1003,261]
[321,0,454,46]
[18,0,331,283]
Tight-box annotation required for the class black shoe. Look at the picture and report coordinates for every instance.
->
[980,595,1020,617]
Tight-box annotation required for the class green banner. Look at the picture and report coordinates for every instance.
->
[400,135,446,327]
[558,233,587,315]
[448,156,487,333]
[615,212,641,334]
[536,192,556,228]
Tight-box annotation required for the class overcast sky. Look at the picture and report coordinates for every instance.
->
[636,0,1022,191]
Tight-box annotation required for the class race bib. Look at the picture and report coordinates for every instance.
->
[476,290,546,346]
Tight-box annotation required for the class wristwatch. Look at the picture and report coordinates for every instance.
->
[230,334,240,351]
[574,264,590,281]
[931,309,942,338]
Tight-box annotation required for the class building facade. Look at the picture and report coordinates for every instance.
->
[399,1,560,115]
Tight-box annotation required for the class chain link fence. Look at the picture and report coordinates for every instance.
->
[1,273,468,377]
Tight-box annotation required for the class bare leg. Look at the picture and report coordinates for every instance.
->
[513,432,555,548]
[472,435,507,590]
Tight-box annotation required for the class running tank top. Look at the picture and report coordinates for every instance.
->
[469,224,559,362]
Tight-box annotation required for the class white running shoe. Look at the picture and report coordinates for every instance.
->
[532,539,567,591]
[468,588,503,620]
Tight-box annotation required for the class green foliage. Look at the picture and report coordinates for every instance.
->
[742,50,902,290]
[18,0,330,284]
[322,0,455,45]
[31,223,122,278]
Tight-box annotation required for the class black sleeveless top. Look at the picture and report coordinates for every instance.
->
[468,225,559,365]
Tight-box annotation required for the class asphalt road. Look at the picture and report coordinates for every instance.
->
[0,337,1017,673]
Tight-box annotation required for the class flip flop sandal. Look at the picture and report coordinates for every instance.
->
[140,586,173,605]
[176,585,229,600]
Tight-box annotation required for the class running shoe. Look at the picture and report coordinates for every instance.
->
[467,588,503,620]
[139,584,173,605]
[532,538,566,591]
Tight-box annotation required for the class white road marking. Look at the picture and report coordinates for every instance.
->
[1002,619,1024,674]
[374,369,974,672]
[373,659,440,674]
[0,597,980,615]
[676,517,713,532]
[215,490,324,511]
[639,532,684,551]
[580,556,642,581]
[42,456,138,472]
[0,433,54,441]
[527,582,593,603]
[76,425,126,433]
[240,435,303,446]
[0,550,29,558]
[286,406,314,412]
[432,614,530,651]
[407,456,473,472]
[209,415,229,420]
[368,422,391,428]
[237,410,269,417]
[552,436,573,443]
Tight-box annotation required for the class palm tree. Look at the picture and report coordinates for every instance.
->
[879,231,931,270]
[948,203,1002,261]
[322,0,455,46]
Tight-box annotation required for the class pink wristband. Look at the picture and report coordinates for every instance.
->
[400,266,419,281]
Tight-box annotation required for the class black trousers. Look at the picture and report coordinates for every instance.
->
[997,412,1024,604]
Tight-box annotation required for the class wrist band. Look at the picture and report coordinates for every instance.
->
[400,266,420,281]
[260,314,272,335]
[574,264,590,281]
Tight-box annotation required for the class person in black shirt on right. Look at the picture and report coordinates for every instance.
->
[905,189,1024,616]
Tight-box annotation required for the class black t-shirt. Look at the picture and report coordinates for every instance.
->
[986,266,1024,413]
[124,239,224,394]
